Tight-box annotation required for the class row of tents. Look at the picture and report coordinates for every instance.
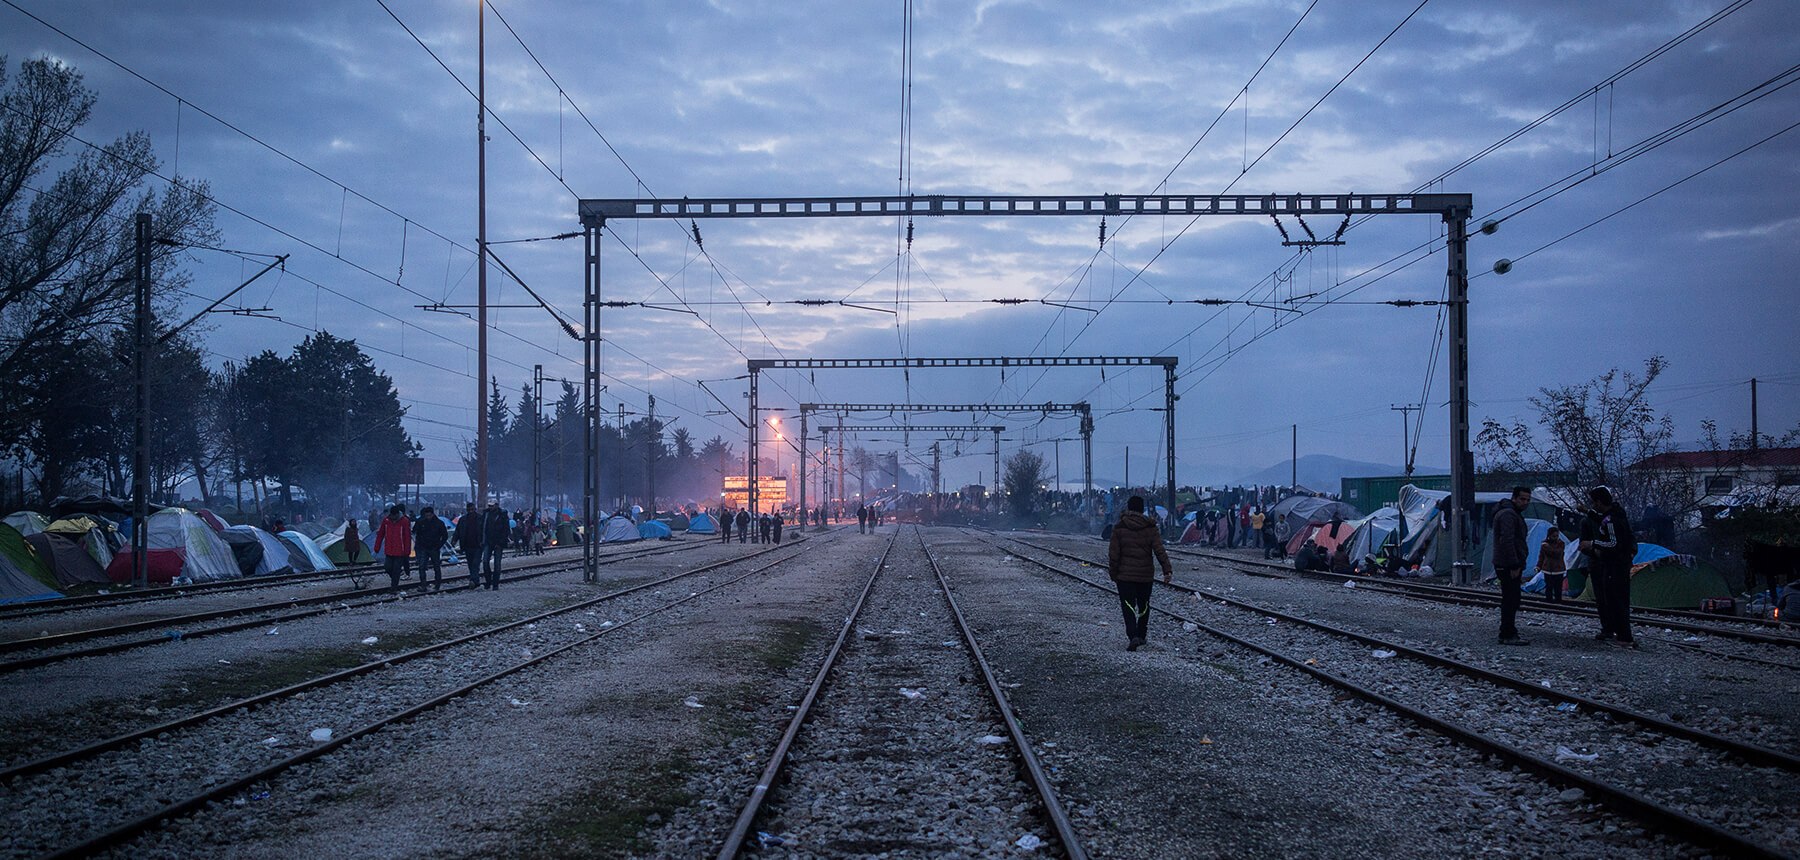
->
[1,504,733,604]
[1177,485,1731,610]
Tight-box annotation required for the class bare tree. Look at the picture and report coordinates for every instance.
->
[1003,450,1045,518]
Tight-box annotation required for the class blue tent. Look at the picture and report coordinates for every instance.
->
[687,511,717,534]
[638,520,673,540]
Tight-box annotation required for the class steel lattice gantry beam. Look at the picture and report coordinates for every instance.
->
[798,402,1093,520]
[578,192,1472,573]
[817,425,1006,514]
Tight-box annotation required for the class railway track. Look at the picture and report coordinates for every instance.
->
[992,534,1800,860]
[0,539,717,674]
[716,526,1084,859]
[1,534,832,860]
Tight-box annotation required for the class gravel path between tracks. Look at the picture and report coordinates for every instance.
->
[930,530,1703,860]
[1052,536,1800,757]
[0,542,727,767]
[739,529,1057,858]
[68,528,876,859]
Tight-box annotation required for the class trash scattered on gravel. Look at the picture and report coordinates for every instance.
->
[757,832,786,848]
[1181,622,1198,631]
[217,659,231,664]
[1555,745,1598,763]
[308,728,333,743]
[683,696,704,708]
[260,737,279,745]
[1200,735,1214,744]
[899,687,923,699]
[1342,580,1357,588]
[361,636,379,645]
[1555,702,1577,712]
[1372,649,1397,659]
[265,628,279,636]
[1016,833,1043,850]
[1558,788,1587,802]
[977,735,1008,745]
[509,698,530,707]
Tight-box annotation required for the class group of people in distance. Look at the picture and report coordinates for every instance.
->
[1492,485,1636,647]
[367,497,513,593]
[716,508,787,544]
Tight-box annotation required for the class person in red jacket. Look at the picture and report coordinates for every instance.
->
[372,504,413,590]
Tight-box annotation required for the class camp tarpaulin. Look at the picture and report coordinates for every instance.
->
[279,530,335,572]
[44,516,117,569]
[638,520,673,540]
[0,523,61,602]
[597,515,640,543]
[223,525,294,576]
[554,521,579,546]
[194,509,229,533]
[1177,521,1205,544]
[1266,496,1364,548]
[687,512,717,534]
[25,532,109,587]
[662,513,691,531]
[1344,507,1402,563]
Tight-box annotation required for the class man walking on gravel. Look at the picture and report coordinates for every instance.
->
[857,503,868,534]
[480,498,509,590]
[1108,495,1173,652]
[1581,486,1638,646]
[736,508,750,544]
[1493,486,1532,646]
[720,507,733,543]
[455,502,482,587]
[373,505,413,591]
[413,506,447,592]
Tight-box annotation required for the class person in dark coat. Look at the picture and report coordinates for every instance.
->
[1107,496,1173,652]
[1537,526,1568,604]
[343,518,364,565]
[720,507,733,543]
[413,506,448,591]
[759,512,772,544]
[735,508,750,543]
[454,502,482,586]
[857,504,868,534]
[480,498,509,590]
[1580,486,1637,646]
[1492,486,1532,645]
[773,511,784,544]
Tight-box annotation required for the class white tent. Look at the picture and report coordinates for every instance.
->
[134,507,241,582]
[597,514,640,543]
[222,525,294,576]
[280,530,336,571]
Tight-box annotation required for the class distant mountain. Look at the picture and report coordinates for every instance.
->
[1233,454,1408,490]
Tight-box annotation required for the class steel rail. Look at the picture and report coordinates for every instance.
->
[916,528,1088,860]
[716,531,899,859]
[0,540,713,663]
[1009,536,1800,770]
[35,537,833,860]
[1165,545,1800,646]
[985,534,1797,860]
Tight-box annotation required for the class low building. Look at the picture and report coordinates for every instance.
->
[1627,447,1800,515]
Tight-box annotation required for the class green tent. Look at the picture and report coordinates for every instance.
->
[316,534,374,564]
[0,522,61,601]
[1570,559,1732,610]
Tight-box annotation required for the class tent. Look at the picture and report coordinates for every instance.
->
[45,516,117,568]
[25,532,110,587]
[105,507,243,584]
[279,530,335,572]
[1266,496,1363,547]
[218,529,264,576]
[597,515,640,543]
[687,511,717,534]
[661,513,691,531]
[638,520,673,540]
[554,521,579,546]
[1286,519,1356,558]
[316,533,374,565]
[1343,506,1402,563]
[290,521,329,539]
[1177,521,1206,544]
[3,511,48,537]
[222,525,294,576]
[0,523,60,603]
[194,509,229,533]
[1394,484,1564,575]
[1565,543,1730,609]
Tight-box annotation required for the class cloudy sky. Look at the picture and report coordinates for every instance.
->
[5,0,1796,492]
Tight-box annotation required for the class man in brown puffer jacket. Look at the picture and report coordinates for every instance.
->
[1108,495,1173,651]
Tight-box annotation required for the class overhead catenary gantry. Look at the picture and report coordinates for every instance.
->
[577,192,1474,579]
[802,402,1091,515]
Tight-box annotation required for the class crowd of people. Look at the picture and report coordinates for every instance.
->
[335,497,522,593]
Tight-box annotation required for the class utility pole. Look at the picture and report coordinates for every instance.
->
[646,394,657,515]
[1445,203,1474,586]
[1391,403,1421,476]
[1054,440,1062,511]
[532,365,543,517]
[131,213,151,589]
[931,441,941,517]
[1291,424,1298,490]
[1751,378,1759,449]
[475,0,490,505]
